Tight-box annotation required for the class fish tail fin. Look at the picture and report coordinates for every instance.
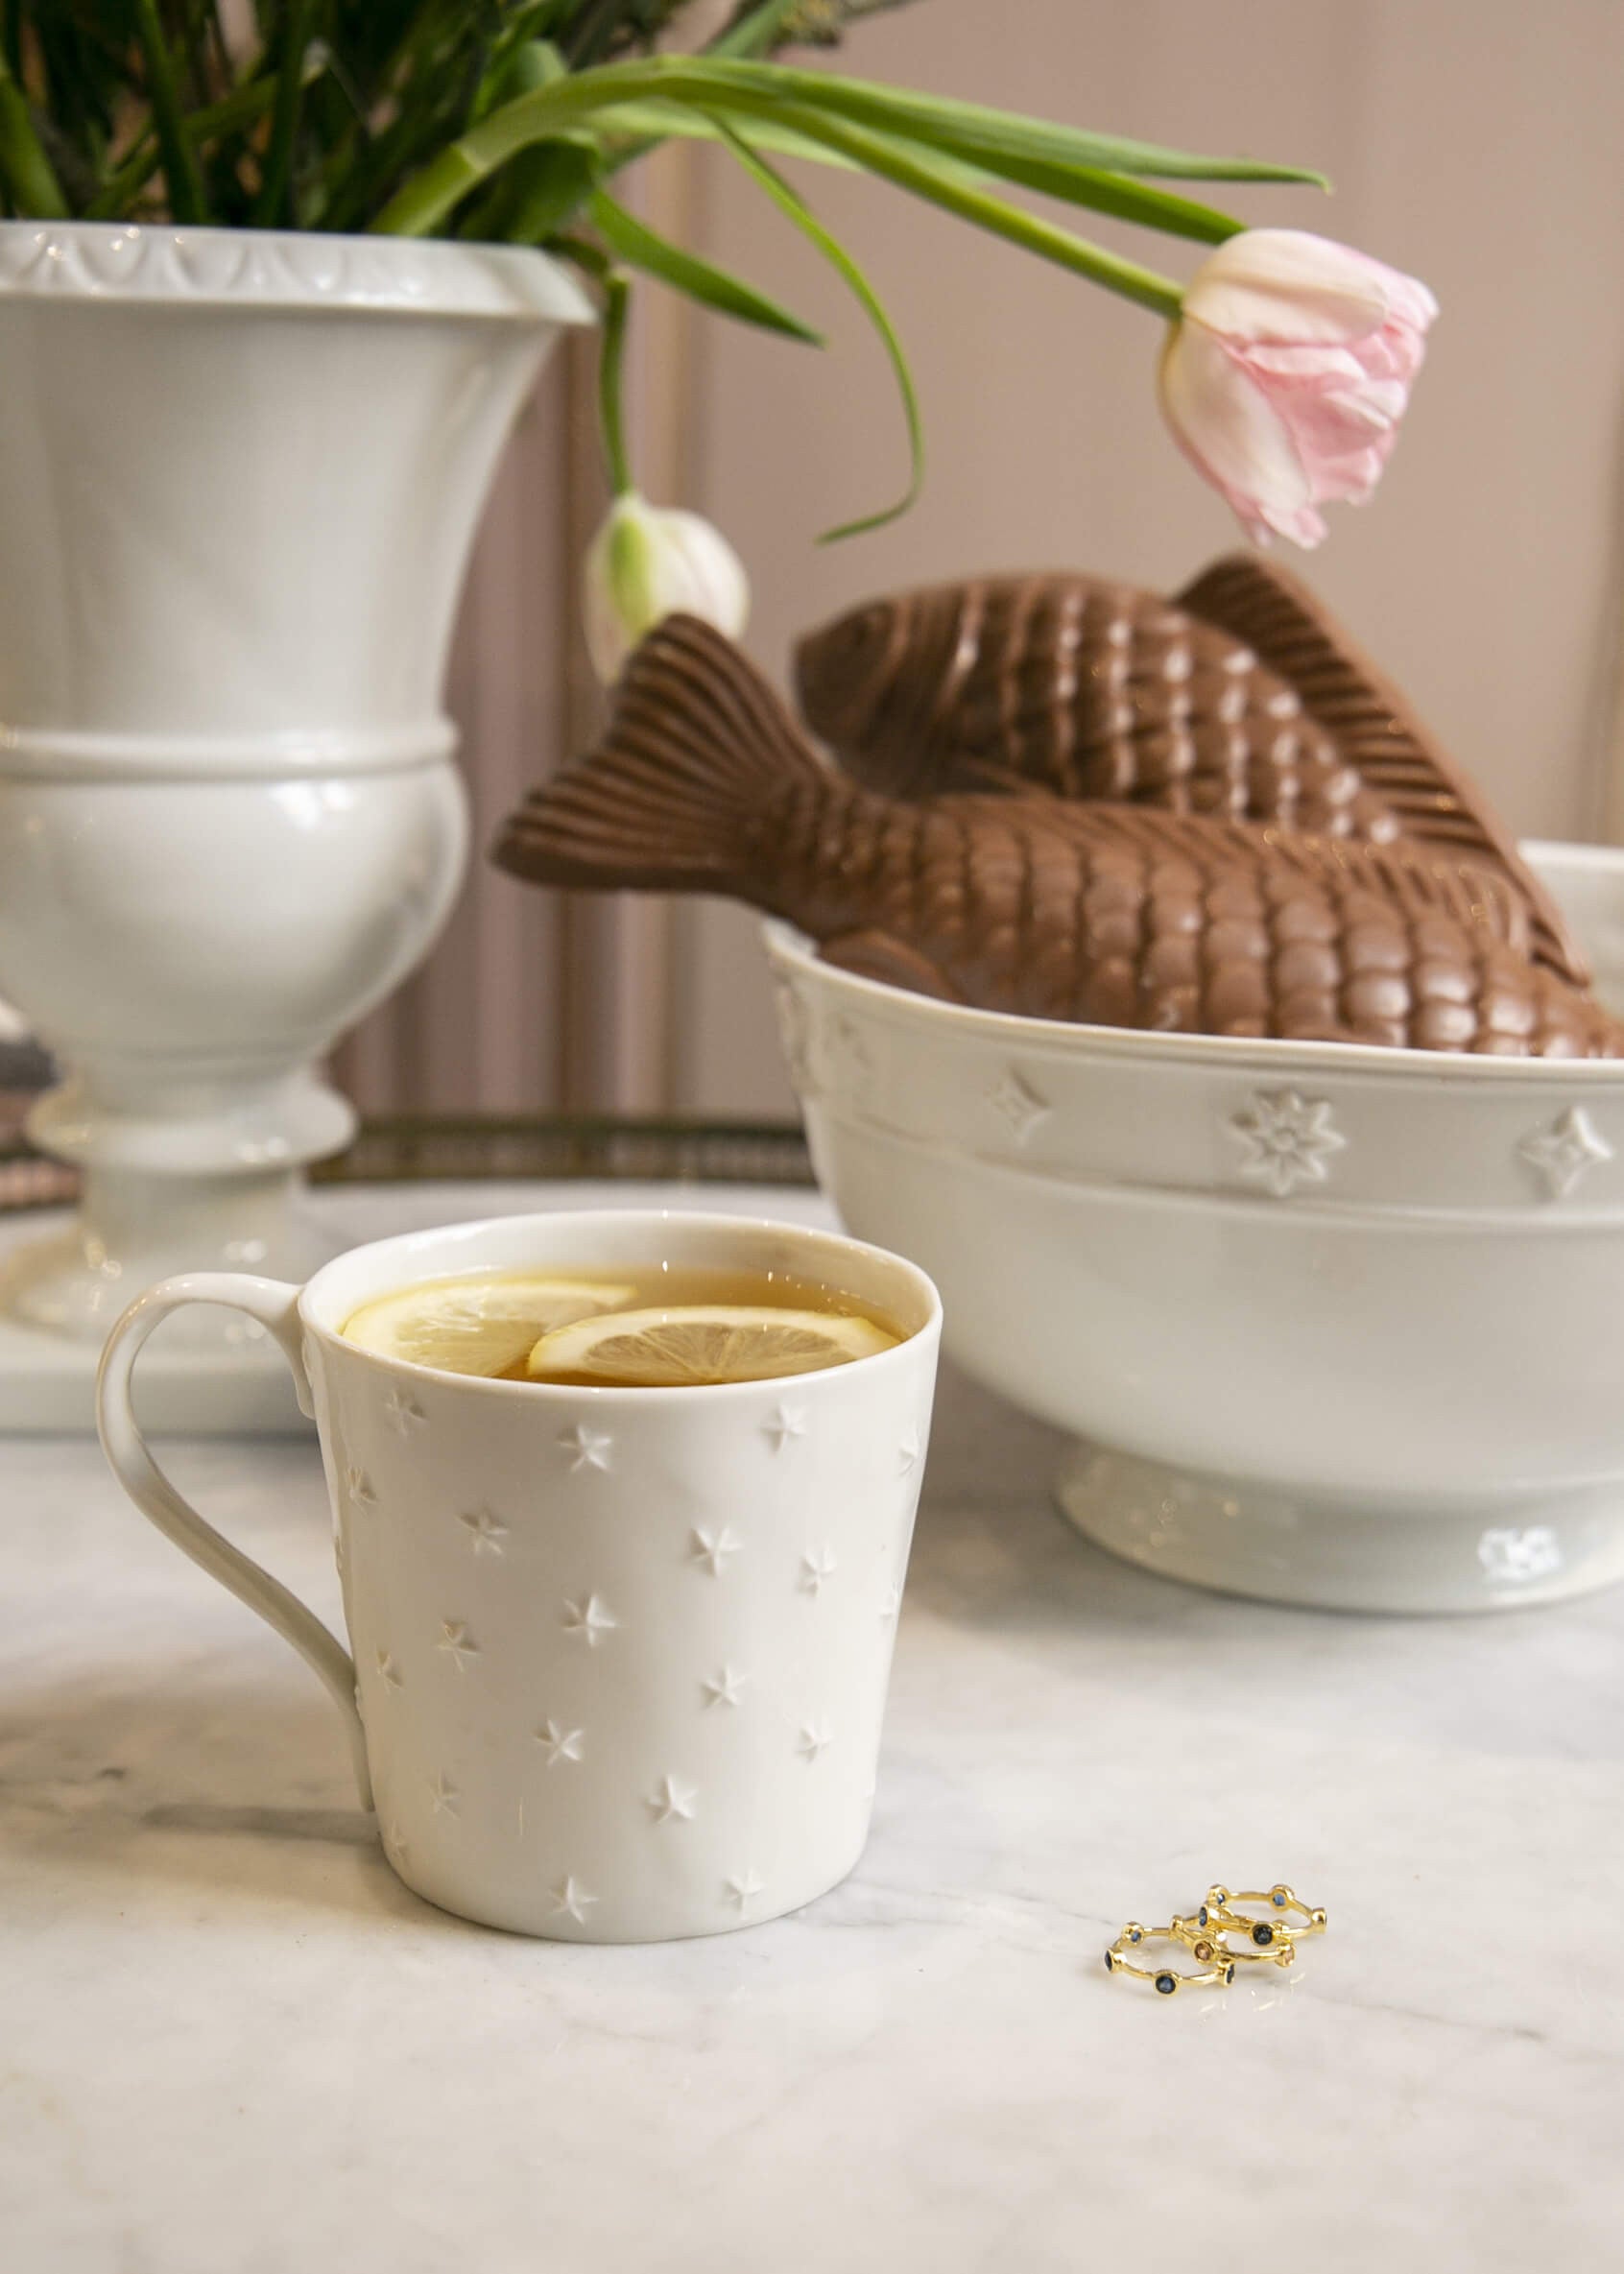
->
[1180,552,1590,987]
[494,615,826,896]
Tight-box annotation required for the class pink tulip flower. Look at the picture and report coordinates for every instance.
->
[1158,228,1438,548]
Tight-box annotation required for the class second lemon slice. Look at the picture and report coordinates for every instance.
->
[343,1274,636,1378]
[526,1304,898,1387]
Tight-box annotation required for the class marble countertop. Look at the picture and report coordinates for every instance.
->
[4,1183,1621,2272]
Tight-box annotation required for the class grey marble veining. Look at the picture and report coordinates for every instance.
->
[2,1183,1621,2272]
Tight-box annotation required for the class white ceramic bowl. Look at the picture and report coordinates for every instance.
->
[765,842,1624,1615]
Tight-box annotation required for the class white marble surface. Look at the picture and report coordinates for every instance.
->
[3,1182,1622,2272]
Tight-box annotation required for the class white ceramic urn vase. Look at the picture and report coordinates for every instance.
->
[0,223,591,1418]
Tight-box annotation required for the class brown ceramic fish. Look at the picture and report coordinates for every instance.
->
[793,557,1587,986]
[494,616,1621,1058]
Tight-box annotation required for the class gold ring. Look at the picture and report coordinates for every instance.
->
[1174,1910,1294,1970]
[1105,1922,1234,1996]
[1203,1882,1326,1953]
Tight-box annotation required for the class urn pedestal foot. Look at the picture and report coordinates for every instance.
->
[0,1067,360,1433]
[4,1066,356,1346]
[0,1209,310,1433]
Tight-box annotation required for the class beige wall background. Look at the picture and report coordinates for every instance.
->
[346,0,1624,1121]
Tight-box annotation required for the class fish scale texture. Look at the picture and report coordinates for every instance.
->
[496,616,1623,1060]
[795,557,1586,988]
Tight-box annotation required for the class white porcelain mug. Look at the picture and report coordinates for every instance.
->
[96,1209,942,1942]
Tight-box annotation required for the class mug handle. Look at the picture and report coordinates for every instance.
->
[96,1272,372,1812]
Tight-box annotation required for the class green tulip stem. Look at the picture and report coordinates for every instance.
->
[0,46,68,217]
[598,270,634,497]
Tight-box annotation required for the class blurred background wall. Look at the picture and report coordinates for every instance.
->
[340,0,1624,1122]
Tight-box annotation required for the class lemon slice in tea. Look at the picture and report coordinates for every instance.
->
[526,1305,897,1387]
[343,1275,636,1378]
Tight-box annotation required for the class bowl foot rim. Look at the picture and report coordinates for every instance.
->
[1054,1440,1624,1616]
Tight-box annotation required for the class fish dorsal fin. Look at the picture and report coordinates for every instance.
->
[1177,553,1588,984]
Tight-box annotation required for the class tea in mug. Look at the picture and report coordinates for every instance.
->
[341,1263,903,1387]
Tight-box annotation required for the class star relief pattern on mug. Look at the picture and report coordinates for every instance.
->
[878,1580,903,1625]
[724,1870,766,1913]
[896,1426,923,1478]
[646,1775,697,1826]
[345,1464,378,1510]
[458,1506,508,1556]
[551,1877,598,1925]
[561,1593,618,1647]
[384,1384,427,1435]
[689,1525,743,1577]
[558,1421,612,1473]
[701,1665,747,1710]
[763,1400,807,1454]
[798,1721,833,1762]
[375,1647,404,1690]
[426,1771,460,1818]
[1230,1089,1348,1198]
[799,1548,837,1596]
[536,1718,585,1766]
[437,1619,482,1672]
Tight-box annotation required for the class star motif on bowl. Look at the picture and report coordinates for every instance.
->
[799,1548,837,1596]
[375,1648,404,1689]
[878,1581,902,1625]
[725,1871,766,1911]
[896,1427,922,1478]
[384,1386,426,1434]
[797,1722,833,1762]
[1230,1089,1347,1198]
[437,1619,481,1672]
[1517,1107,1612,1199]
[702,1665,747,1710]
[458,1506,509,1557]
[763,1401,807,1454]
[536,1718,585,1766]
[987,1067,1052,1145]
[550,1876,598,1924]
[689,1525,743,1577]
[1477,1525,1563,1584]
[774,977,815,1093]
[646,1774,698,1826]
[561,1593,618,1647]
[345,1466,377,1508]
[831,1013,872,1076]
[383,1820,409,1865]
[427,1772,459,1818]
[558,1422,612,1473]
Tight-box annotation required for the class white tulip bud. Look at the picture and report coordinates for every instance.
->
[582,492,751,684]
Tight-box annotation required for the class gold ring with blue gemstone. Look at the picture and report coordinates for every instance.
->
[1174,1909,1294,1970]
[1105,1922,1235,1996]
[1202,1882,1326,1956]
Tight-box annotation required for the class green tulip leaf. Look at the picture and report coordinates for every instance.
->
[713,118,923,541]
[588,188,824,343]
